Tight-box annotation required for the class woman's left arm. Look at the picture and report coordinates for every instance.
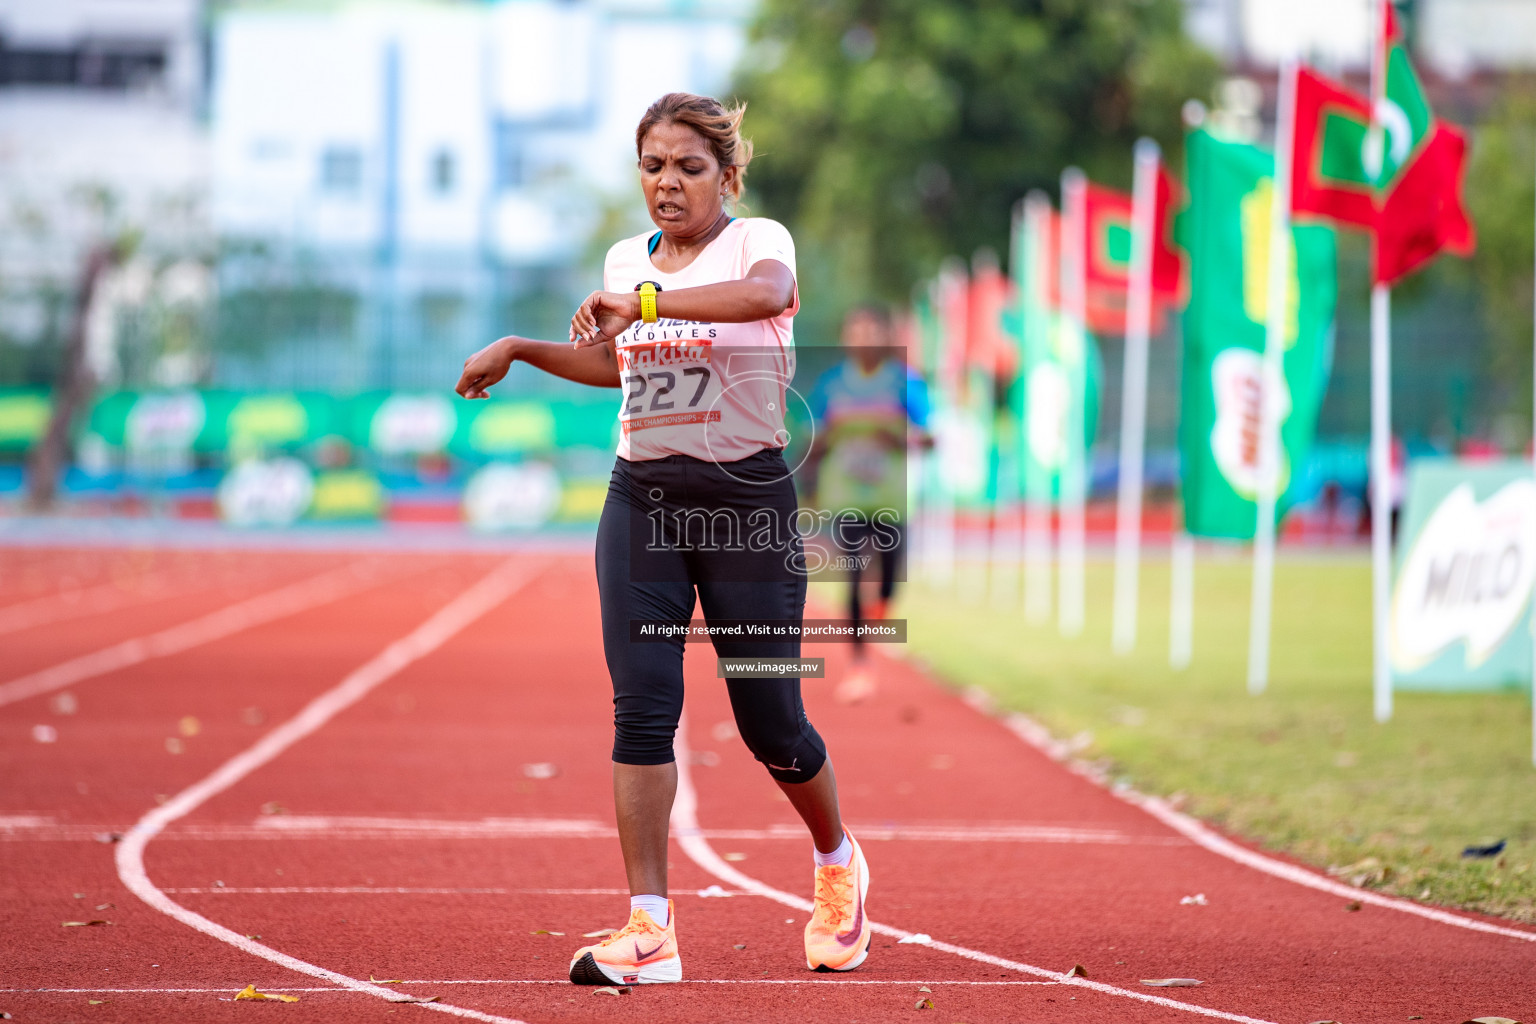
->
[570,260,794,348]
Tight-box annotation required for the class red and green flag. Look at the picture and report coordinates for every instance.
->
[1290,3,1474,284]
[1078,175,1186,334]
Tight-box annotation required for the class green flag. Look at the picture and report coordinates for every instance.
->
[1180,128,1337,540]
[1010,204,1102,505]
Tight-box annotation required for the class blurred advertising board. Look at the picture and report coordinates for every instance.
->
[0,388,619,530]
[1391,458,1536,691]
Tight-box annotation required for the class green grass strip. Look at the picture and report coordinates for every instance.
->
[849,551,1536,924]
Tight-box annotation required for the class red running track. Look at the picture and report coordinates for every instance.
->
[1,546,1531,1024]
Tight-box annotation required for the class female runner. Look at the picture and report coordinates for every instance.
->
[455,92,870,986]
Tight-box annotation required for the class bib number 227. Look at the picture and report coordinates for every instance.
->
[623,367,711,416]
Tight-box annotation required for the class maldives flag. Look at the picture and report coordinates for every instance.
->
[1290,4,1474,285]
[1291,68,1377,230]
[1080,174,1186,334]
[966,257,1017,379]
[1372,2,1474,284]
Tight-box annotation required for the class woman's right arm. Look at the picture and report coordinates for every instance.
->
[456,336,620,399]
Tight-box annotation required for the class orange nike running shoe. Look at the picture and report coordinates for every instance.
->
[568,901,681,985]
[804,830,872,971]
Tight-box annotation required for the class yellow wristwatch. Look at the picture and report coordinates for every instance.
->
[635,280,661,324]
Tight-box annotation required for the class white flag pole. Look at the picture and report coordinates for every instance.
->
[1368,0,1395,723]
[1370,285,1393,721]
[1170,530,1194,669]
[1112,138,1161,653]
[1060,167,1089,637]
[1022,191,1055,624]
[991,213,1027,606]
[1246,56,1298,695]
[933,261,967,590]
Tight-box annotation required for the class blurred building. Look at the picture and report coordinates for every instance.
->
[0,0,208,384]
[1185,0,1536,74]
[209,0,749,392]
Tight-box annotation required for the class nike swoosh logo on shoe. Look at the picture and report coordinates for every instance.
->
[836,890,865,947]
[634,940,667,961]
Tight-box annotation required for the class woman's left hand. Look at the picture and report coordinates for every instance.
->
[571,291,640,348]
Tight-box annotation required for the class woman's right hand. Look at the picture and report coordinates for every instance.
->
[456,337,517,399]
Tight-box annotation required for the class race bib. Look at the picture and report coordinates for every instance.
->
[616,322,723,438]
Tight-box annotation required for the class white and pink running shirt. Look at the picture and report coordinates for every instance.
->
[602,217,799,463]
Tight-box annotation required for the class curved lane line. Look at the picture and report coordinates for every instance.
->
[997,707,1536,944]
[0,559,390,709]
[670,711,1279,1024]
[114,559,543,1024]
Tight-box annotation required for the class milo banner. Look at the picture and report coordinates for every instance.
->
[1391,459,1536,691]
[1179,128,1337,539]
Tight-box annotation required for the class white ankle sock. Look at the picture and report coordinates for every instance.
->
[630,894,669,927]
[814,833,853,868]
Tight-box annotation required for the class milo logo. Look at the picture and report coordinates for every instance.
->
[125,392,206,452]
[1392,479,1536,672]
[1209,347,1290,499]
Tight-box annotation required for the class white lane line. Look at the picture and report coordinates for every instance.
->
[997,708,1536,945]
[5,816,1175,846]
[2,980,1058,994]
[114,558,544,1024]
[670,711,1279,1024]
[703,823,1178,844]
[395,978,1059,987]
[164,887,633,896]
[0,577,175,636]
[252,815,612,837]
[0,559,390,709]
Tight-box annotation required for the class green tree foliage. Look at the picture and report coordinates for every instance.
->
[1464,81,1536,415]
[731,0,1218,320]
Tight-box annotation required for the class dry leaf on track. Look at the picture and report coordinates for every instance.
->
[592,986,629,996]
[62,920,110,927]
[722,852,747,862]
[1064,964,1088,978]
[1141,978,1202,987]
[1304,1019,1342,1023]
[733,944,747,950]
[1462,1017,1523,1023]
[582,929,617,938]
[234,984,298,1002]
[914,997,934,1009]
[369,976,403,984]
[530,929,565,936]
[917,986,931,993]
[1329,856,1390,887]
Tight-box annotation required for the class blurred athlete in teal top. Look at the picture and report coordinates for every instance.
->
[804,305,932,704]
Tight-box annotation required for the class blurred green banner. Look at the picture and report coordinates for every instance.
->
[1178,128,1337,540]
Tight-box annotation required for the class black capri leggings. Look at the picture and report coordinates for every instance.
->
[595,448,827,784]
